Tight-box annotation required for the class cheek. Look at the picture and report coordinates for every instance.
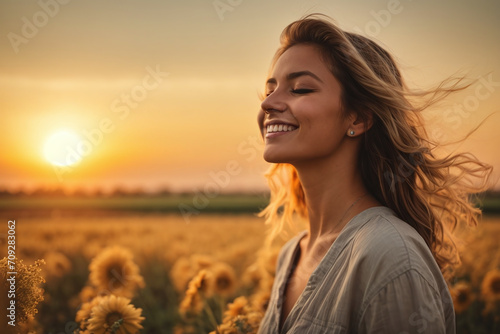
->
[302,123,340,148]
[299,105,345,139]
[257,109,265,136]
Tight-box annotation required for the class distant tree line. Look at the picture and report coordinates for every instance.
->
[0,185,169,198]
[0,185,269,198]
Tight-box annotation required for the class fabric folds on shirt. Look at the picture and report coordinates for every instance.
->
[257,206,455,334]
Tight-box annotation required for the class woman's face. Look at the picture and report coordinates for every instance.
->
[259,44,352,165]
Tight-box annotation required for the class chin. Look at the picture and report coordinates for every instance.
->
[263,151,292,164]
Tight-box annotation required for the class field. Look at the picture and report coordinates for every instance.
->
[1,211,499,333]
[0,194,271,214]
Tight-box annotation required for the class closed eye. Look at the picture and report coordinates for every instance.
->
[291,89,314,94]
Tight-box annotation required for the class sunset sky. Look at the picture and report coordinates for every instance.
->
[1,0,499,193]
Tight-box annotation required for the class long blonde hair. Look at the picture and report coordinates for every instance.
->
[258,15,493,278]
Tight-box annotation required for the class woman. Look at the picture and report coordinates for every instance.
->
[256,15,492,333]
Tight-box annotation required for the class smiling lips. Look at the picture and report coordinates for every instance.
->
[266,124,298,133]
[265,123,298,138]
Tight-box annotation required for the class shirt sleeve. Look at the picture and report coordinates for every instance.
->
[357,269,453,334]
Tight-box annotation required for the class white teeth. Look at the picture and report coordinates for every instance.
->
[266,124,298,133]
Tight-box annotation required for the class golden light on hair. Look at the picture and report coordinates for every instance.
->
[258,14,493,278]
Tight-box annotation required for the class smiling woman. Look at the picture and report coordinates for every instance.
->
[256,14,492,334]
[43,130,83,167]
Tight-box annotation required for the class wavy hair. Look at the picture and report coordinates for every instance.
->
[257,14,493,278]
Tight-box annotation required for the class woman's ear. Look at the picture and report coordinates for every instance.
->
[347,111,373,137]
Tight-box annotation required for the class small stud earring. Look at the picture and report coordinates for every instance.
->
[349,130,355,136]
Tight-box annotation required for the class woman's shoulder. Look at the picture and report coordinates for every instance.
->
[349,206,444,288]
[353,206,431,251]
[346,208,455,333]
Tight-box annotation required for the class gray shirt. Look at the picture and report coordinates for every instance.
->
[258,206,455,334]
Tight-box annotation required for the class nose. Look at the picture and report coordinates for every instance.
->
[260,91,286,115]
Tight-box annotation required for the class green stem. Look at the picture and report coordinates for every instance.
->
[110,318,123,334]
[203,303,220,331]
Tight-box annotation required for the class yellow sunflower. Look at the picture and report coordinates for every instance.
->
[481,269,500,302]
[189,269,213,296]
[170,257,194,292]
[214,294,265,334]
[179,269,212,316]
[210,262,236,297]
[75,296,105,331]
[87,295,144,334]
[88,246,145,298]
[450,281,474,314]
[223,296,248,322]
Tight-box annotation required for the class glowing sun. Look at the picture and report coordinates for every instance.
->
[43,130,82,167]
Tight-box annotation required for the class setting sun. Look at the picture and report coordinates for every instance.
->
[43,130,83,167]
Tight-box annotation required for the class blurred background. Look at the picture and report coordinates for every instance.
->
[1,0,500,195]
[0,0,499,333]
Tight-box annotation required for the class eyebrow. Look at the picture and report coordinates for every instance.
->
[266,70,324,85]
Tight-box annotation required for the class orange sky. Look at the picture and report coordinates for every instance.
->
[1,0,499,193]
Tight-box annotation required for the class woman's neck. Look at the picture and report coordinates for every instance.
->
[293,152,378,250]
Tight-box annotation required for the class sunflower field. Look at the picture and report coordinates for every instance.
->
[0,212,499,334]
